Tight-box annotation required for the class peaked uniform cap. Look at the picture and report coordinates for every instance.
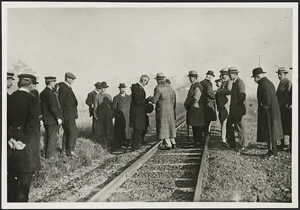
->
[65,72,76,79]
[7,72,15,80]
[45,76,56,81]
[18,74,36,81]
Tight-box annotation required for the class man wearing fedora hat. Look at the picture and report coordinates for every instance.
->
[276,67,292,152]
[252,67,283,158]
[226,67,247,151]
[113,83,132,150]
[86,82,102,136]
[40,76,63,159]
[184,70,205,147]
[150,73,177,150]
[200,70,217,140]
[58,72,78,157]
[7,72,15,97]
[7,74,41,202]
[129,74,150,151]
[94,82,114,151]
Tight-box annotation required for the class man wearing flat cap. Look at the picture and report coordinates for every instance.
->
[276,67,292,152]
[184,70,205,147]
[252,67,283,158]
[40,76,63,159]
[58,72,78,157]
[85,82,101,136]
[94,82,114,151]
[227,67,247,151]
[129,74,150,151]
[7,72,15,97]
[200,70,217,141]
[150,73,177,150]
[7,74,41,202]
[113,83,132,150]
[214,68,232,147]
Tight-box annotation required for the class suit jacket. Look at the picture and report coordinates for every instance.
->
[58,82,78,120]
[229,77,246,123]
[257,77,283,142]
[40,87,62,125]
[7,90,41,172]
[200,79,216,122]
[85,90,98,117]
[31,89,42,120]
[129,83,147,130]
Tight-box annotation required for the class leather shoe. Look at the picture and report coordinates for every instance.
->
[67,151,78,158]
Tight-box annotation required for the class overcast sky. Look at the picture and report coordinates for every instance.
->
[6,7,293,106]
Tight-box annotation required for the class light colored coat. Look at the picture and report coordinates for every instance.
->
[152,81,176,140]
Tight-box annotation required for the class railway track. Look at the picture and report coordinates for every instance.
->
[88,113,209,202]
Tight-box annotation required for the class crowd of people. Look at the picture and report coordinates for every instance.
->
[6,66,292,202]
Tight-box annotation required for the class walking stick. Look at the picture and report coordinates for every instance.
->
[266,111,273,152]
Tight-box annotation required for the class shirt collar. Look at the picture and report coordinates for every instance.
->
[233,77,238,83]
[64,81,71,87]
[138,82,144,88]
[94,89,99,94]
[18,87,29,93]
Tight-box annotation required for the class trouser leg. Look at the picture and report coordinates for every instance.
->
[221,118,227,141]
[63,119,78,153]
[132,129,143,149]
[7,172,18,202]
[45,124,59,158]
[235,118,247,147]
[15,172,34,202]
[62,123,67,152]
[192,126,202,144]
[226,115,236,148]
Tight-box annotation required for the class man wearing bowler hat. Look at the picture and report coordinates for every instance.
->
[7,72,15,97]
[113,83,132,149]
[252,67,283,158]
[200,70,217,141]
[227,67,247,151]
[129,74,150,151]
[184,70,205,147]
[85,82,101,136]
[94,82,114,151]
[40,76,63,159]
[276,67,292,152]
[150,73,177,149]
[58,72,78,157]
[7,74,41,202]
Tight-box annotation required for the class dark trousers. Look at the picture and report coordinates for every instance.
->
[226,114,247,148]
[62,119,78,153]
[267,139,278,155]
[202,122,211,135]
[132,129,146,149]
[7,172,34,202]
[114,120,126,149]
[192,126,203,144]
[92,118,96,135]
[44,124,59,158]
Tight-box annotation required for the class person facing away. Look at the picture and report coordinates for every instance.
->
[150,73,177,150]
[7,72,15,97]
[252,67,283,158]
[226,67,247,151]
[276,67,292,152]
[85,82,101,136]
[58,72,78,158]
[7,74,41,202]
[184,70,205,147]
[129,74,150,151]
[40,76,63,159]
[94,82,114,150]
[113,83,132,150]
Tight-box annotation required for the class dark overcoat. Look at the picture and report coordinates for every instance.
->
[184,82,205,127]
[85,90,98,117]
[58,82,78,120]
[229,77,246,123]
[257,77,283,143]
[129,83,147,130]
[94,93,114,138]
[113,93,132,139]
[276,77,292,135]
[200,79,217,122]
[31,89,42,121]
[152,81,176,140]
[7,90,41,172]
[40,87,62,125]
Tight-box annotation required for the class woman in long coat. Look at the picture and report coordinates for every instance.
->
[253,68,283,156]
[94,82,114,149]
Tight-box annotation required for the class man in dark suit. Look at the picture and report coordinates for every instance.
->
[85,82,101,136]
[129,74,150,151]
[200,70,216,141]
[7,74,41,202]
[30,79,43,128]
[226,67,247,151]
[58,72,78,157]
[40,76,63,159]
[252,67,283,158]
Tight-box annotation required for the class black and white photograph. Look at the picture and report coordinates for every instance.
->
[2,2,298,209]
